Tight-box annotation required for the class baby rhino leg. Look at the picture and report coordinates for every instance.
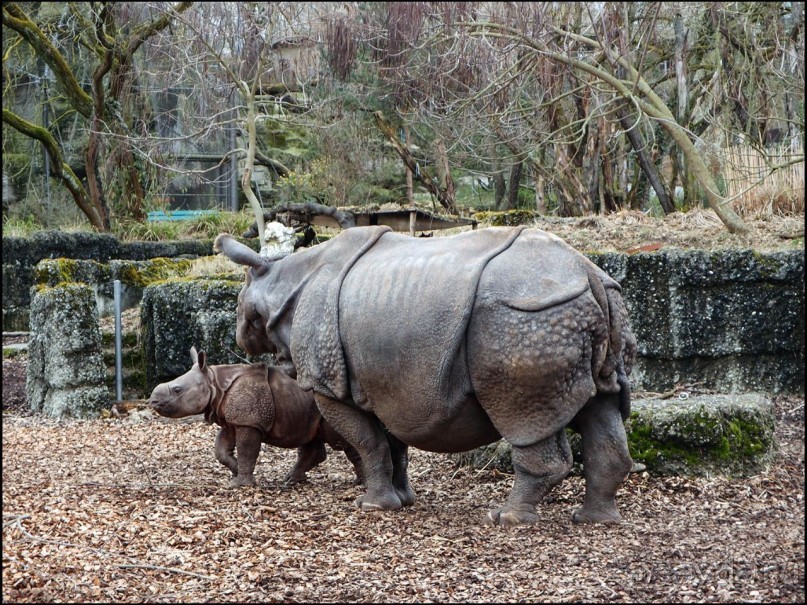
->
[283,441,327,485]
[228,426,261,488]
[215,427,238,476]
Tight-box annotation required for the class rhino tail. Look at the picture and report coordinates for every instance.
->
[605,285,637,421]
[588,270,636,421]
[616,360,632,421]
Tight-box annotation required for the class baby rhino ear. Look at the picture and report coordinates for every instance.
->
[197,350,207,371]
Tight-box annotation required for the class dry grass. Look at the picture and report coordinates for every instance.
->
[723,144,805,217]
[524,209,804,254]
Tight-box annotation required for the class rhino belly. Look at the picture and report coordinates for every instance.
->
[339,313,501,452]
[373,392,501,453]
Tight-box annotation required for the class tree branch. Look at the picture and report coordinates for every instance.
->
[2,3,93,119]
[372,111,459,215]
[2,108,104,229]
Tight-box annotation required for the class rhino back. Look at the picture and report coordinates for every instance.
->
[332,228,527,447]
[220,369,323,447]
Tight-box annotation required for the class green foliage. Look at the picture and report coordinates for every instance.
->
[2,214,42,237]
[184,210,253,240]
[114,219,181,242]
[274,169,321,205]
[474,209,538,226]
[257,112,314,162]
[111,210,254,242]
[517,185,534,208]
[350,182,401,205]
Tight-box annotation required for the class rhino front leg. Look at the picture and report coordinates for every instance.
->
[215,426,238,476]
[570,394,632,524]
[483,430,572,527]
[229,426,261,488]
[283,441,327,485]
[342,445,366,486]
[314,393,402,512]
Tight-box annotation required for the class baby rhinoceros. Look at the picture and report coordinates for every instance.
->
[148,347,364,488]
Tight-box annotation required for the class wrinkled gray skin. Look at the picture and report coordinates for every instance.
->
[214,226,637,526]
[148,347,364,488]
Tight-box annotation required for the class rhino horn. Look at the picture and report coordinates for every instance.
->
[214,233,289,269]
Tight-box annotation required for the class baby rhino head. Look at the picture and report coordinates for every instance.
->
[149,346,213,418]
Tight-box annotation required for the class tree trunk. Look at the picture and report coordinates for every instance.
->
[242,90,266,246]
[535,173,547,214]
[493,171,506,209]
[616,105,675,214]
[673,12,691,206]
[404,124,414,205]
[3,109,106,230]
[433,138,455,209]
[534,23,749,232]
[373,111,459,214]
[499,160,523,210]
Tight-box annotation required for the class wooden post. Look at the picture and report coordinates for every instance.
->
[409,211,416,237]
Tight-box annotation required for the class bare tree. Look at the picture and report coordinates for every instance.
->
[2,2,191,230]
[342,2,802,231]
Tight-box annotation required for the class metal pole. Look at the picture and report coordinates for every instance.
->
[114,280,123,401]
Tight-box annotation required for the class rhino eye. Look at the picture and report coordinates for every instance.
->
[171,385,183,395]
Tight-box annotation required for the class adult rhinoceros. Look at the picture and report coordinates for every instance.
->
[214,225,637,526]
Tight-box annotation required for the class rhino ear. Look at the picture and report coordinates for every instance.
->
[197,350,207,371]
[190,346,198,365]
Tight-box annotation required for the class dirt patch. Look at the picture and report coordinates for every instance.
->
[1,358,28,414]
[1,396,803,603]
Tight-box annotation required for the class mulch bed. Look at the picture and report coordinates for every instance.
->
[2,338,804,602]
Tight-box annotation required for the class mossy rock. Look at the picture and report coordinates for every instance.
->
[627,393,777,477]
[27,283,110,419]
[452,394,777,478]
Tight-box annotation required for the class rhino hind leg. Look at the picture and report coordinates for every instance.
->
[483,430,573,527]
[228,427,261,488]
[570,393,632,524]
[283,441,327,485]
[314,393,404,512]
[387,433,415,506]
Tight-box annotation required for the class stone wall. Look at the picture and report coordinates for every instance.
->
[137,248,804,394]
[26,283,109,418]
[141,277,274,388]
[2,230,215,330]
[589,250,804,394]
[20,244,805,413]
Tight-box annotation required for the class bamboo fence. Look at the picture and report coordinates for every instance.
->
[722,144,805,215]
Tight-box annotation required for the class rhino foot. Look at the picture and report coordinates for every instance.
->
[482,504,538,527]
[228,475,256,488]
[282,472,309,485]
[354,492,403,512]
[572,504,622,524]
[395,487,416,507]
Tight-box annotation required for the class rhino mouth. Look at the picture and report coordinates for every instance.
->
[149,400,176,417]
